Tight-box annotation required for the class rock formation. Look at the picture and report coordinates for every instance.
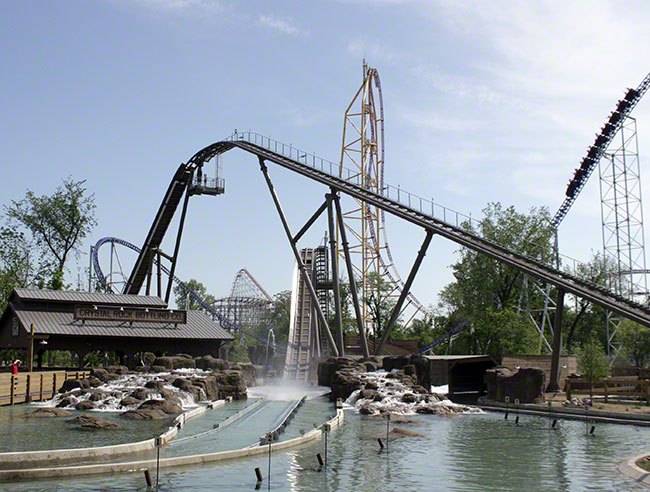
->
[484,367,545,404]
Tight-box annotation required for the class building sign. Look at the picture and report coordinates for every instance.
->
[74,306,187,324]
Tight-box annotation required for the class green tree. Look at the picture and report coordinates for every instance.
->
[0,227,52,311]
[438,202,554,357]
[577,338,609,402]
[618,320,650,369]
[401,315,435,349]
[362,272,401,343]
[225,334,251,363]
[5,178,96,285]
[451,202,554,313]
[469,307,537,361]
[264,290,291,345]
[564,253,614,352]
[173,279,215,310]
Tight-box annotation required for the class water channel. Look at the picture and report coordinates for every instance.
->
[1,377,648,491]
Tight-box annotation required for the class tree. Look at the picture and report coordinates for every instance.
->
[362,272,401,343]
[173,279,215,310]
[467,307,537,362]
[264,290,291,345]
[618,320,650,369]
[5,178,96,284]
[401,314,435,350]
[225,334,251,363]
[452,202,554,313]
[437,202,554,357]
[0,227,52,311]
[577,338,609,402]
[564,252,614,352]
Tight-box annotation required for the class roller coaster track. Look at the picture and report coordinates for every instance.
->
[92,237,287,353]
[187,132,650,328]
[417,320,468,355]
[552,71,650,228]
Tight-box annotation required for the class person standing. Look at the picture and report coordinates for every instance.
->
[10,359,20,375]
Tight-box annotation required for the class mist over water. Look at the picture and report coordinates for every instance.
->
[248,380,330,401]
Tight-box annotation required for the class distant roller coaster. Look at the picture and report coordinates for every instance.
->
[91,237,286,353]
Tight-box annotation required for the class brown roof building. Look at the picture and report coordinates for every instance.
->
[0,288,234,368]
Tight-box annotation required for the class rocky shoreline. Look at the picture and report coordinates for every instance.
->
[29,355,254,427]
[318,355,480,416]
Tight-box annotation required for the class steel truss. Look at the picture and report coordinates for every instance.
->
[122,129,650,388]
[600,117,648,301]
[206,133,650,389]
[541,71,650,370]
[338,64,429,342]
[599,116,649,358]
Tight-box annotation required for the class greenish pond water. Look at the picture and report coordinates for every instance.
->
[3,400,649,491]
[0,405,171,453]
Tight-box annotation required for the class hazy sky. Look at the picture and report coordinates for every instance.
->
[2,1,650,311]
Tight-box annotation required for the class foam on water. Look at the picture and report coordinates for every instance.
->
[33,369,208,412]
[430,384,449,394]
[344,371,483,416]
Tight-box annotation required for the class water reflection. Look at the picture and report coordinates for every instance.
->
[5,408,650,491]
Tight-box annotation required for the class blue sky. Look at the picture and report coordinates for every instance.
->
[2,0,650,311]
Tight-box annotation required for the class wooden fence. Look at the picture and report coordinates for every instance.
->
[565,376,650,404]
[0,371,90,406]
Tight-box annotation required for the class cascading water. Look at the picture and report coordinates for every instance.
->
[344,371,483,416]
[33,369,213,412]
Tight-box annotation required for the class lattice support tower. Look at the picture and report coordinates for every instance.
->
[599,116,649,356]
[337,63,399,341]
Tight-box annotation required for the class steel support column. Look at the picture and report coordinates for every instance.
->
[547,288,565,392]
[145,254,153,296]
[164,182,192,304]
[156,250,162,298]
[375,230,434,355]
[259,158,339,357]
[293,201,328,243]
[333,190,370,358]
[326,193,345,355]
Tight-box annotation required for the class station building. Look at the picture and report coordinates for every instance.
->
[0,288,234,369]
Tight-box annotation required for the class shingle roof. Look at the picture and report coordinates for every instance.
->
[14,310,234,340]
[13,288,166,307]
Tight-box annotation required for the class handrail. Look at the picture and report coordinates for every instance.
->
[225,132,592,280]
[198,137,650,327]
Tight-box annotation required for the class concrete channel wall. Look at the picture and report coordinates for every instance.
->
[0,408,345,481]
[617,453,650,487]
[0,400,225,470]
[478,401,650,426]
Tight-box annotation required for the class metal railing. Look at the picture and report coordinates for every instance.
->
[192,176,225,191]
[226,131,595,283]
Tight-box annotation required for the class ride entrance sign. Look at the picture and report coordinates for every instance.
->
[74,305,187,324]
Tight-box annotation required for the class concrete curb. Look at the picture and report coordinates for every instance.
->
[0,400,225,469]
[478,401,650,426]
[0,409,344,481]
[618,453,650,488]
